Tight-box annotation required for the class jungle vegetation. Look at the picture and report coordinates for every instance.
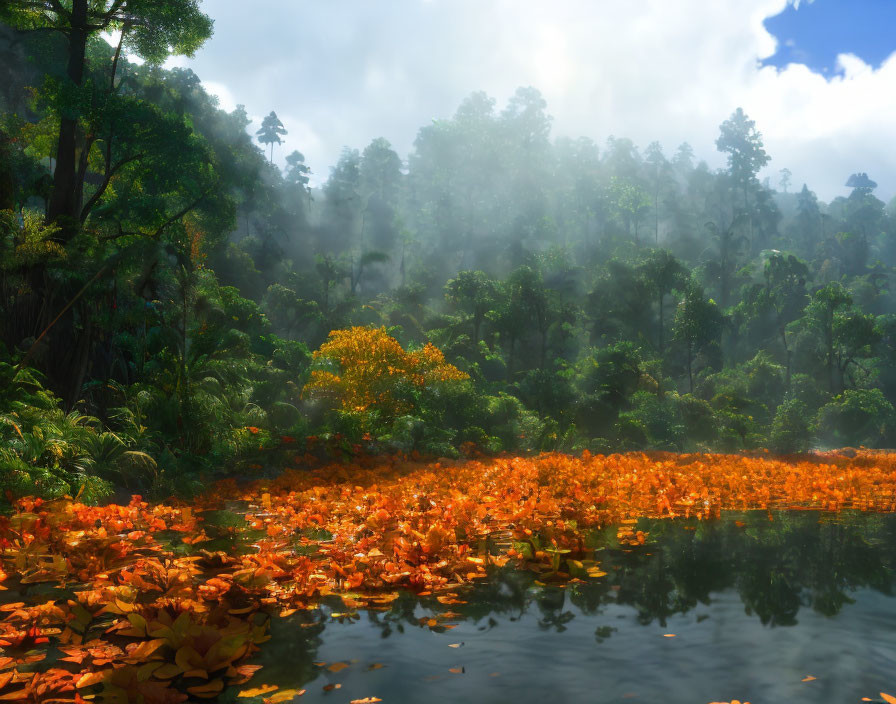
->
[2,5,896,502]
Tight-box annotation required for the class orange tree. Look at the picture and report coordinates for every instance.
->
[303,327,470,439]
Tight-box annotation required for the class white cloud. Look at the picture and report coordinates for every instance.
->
[164,0,894,201]
[201,81,238,113]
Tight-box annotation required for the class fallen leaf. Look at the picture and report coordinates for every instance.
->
[265,688,306,702]
[76,671,106,689]
[239,684,279,697]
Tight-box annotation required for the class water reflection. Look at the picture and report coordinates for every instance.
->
[238,511,896,702]
[351,511,896,632]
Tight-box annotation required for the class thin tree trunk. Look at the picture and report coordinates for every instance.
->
[687,342,693,393]
[66,316,94,410]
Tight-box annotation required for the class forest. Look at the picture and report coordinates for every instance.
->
[2,5,896,502]
[1,3,896,704]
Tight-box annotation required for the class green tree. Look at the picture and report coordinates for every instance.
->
[674,282,724,392]
[638,249,688,354]
[284,150,311,188]
[716,108,771,254]
[797,283,859,393]
[716,107,770,209]
[644,141,671,245]
[762,253,809,384]
[445,270,498,345]
[1,0,213,236]
[257,111,287,163]
[769,398,811,453]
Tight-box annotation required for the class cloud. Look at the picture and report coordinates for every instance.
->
[163,0,895,201]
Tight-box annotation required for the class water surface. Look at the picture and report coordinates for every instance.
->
[221,511,896,703]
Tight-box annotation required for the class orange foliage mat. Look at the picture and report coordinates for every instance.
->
[1,450,895,702]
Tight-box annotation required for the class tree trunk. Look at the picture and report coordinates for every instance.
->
[47,0,89,239]
[657,293,664,351]
[66,315,94,410]
[0,129,15,209]
[687,341,693,393]
[780,327,791,387]
[826,311,835,393]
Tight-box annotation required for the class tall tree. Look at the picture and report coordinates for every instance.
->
[638,249,688,353]
[716,108,771,254]
[284,150,311,188]
[445,270,498,345]
[256,111,287,163]
[761,253,809,385]
[716,108,770,206]
[673,281,724,392]
[0,0,213,237]
[644,141,670,245]
[800,283,853,393]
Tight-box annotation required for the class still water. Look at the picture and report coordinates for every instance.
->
[221,511,896,704]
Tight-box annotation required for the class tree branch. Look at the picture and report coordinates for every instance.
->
[109,24,127,92]
[80,151,145,222]
[151,191,210,240]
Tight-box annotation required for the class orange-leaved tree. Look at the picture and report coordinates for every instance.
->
[303,326,468,417]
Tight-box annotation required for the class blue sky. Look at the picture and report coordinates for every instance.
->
[763,0,896,74]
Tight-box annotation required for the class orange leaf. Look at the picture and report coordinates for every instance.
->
[265,689,306,703]
[76,671,106,689]
[239,685,279,697]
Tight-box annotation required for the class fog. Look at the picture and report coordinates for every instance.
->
[165,0,896,202]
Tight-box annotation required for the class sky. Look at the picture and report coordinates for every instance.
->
[162,0,896,203]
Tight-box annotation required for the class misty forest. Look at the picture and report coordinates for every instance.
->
[1,3,895,704]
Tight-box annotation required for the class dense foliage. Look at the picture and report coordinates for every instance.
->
[2,6,896,500]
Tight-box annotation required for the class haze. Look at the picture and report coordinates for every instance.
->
[165,0,896,200]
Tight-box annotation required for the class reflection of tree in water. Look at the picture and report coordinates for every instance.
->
[608,512,894,627]
[261,512,896,677]
[244,612,326,692]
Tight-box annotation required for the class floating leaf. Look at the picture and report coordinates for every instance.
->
[239,684,279,697]
[265,689,306,702]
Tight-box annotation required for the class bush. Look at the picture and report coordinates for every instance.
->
[769,399,811,453]
[815,388,896,448]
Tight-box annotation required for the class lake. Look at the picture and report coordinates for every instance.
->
[219,510,896,703]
